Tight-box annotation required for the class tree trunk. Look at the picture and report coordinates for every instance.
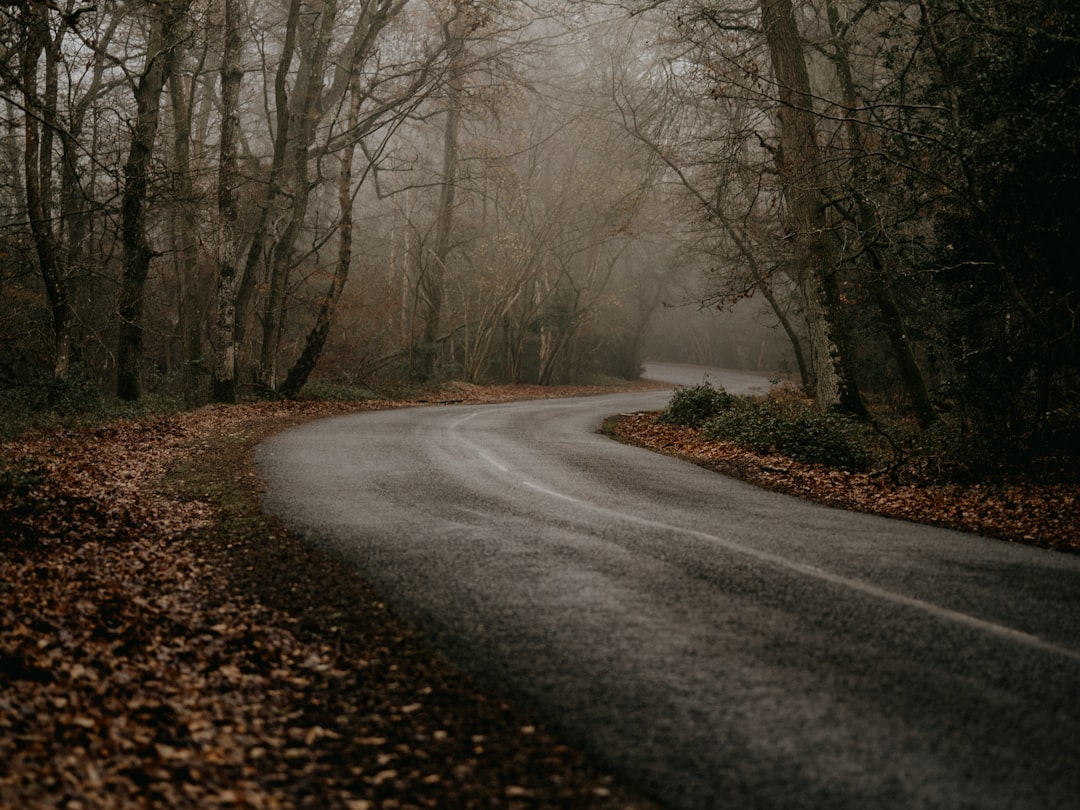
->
[228,0,302,393]
[759,272,810,389]
[21,2,72,380]
[826,0,937,427]
[759,0,866,417]
[257,0,338,392]
[168,62,205,399]
[279,78,363,399]
[59,15,117,343]
[231,0,418,393]
[417,10,469,381]
[117,1,188,401]
[211,0,244,403]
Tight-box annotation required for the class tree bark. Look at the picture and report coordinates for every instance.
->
[20,2,72,380]
[417,8,470,381]
[257,0,339,392]
[168,60,205,398]
[229,0,302,389]
[211,0,244,403]
[758,0,866,416]
[826,0,937,427]
[117,1,189,401]
[59,15,118,331]
[229,0,421,394]
[278,78,363,399]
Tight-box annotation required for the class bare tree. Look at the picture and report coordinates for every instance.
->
[751,0,863,414]
[597,6,813,388]
[116,0,193,400]
[415,3,474,380]
[219,0,443,395]
[821,0,937,426]
[277,74,364,399]
[18,0,72,380]
[252,0,340,391]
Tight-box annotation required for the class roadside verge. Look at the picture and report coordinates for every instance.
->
[1,391,661,809]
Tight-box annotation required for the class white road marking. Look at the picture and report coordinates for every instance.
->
[527,477,1080,665]
[523,480,584,504]
[479,450,508,473]
[447,405,1080,664]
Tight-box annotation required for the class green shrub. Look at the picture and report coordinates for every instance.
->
[890,415,994,483]
[0,365,198,440]
[0,365,105,439]
[659,381,736,426]
[9,365,102,415]
[706,392,877,472]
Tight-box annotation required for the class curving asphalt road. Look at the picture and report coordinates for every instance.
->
[256,364,1080,809]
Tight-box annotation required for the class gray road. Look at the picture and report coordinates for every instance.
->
[257,364,1080,809]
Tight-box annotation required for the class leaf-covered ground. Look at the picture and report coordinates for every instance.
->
[1,384,665,810]
[3,384,1076,809]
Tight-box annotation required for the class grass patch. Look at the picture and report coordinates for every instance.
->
[293,378,378,402]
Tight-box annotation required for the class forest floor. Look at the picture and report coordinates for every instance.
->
[2,381,1076,809]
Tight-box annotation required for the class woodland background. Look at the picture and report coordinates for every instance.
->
[3,3,1078,802]
[2,0,1078,474]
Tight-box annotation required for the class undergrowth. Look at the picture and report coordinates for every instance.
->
[0,365,192,441]
[293,378,378,402]
[660,382,882,472]
[658,380,736,426]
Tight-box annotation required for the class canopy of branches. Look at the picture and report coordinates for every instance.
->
[2,0,1076,472]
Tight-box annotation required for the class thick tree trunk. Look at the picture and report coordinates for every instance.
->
[227,0,302,393]
[211,0,244,403]
[228,0,422,392]
[257,0,338,392]
[117,1,188,401]
[168,63,205,399]
[759,0,866,417]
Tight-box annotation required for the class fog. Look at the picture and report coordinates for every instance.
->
[6,0,1076,456]
[0,1,796,398]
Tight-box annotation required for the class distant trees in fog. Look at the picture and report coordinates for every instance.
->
[3,0,1076,465]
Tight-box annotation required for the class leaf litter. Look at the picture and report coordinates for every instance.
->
[4,383,1074,809]
[2,387,662,810]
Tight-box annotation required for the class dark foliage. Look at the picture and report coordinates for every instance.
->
[658,381,736,426]
[705,390,877,472]
[660,386,876,472]
[609,410,1078,550]
[931,0,1080,465]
